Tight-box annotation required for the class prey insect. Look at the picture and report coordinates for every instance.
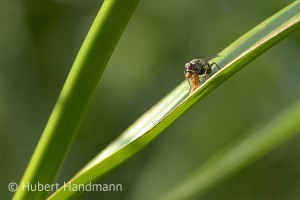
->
[184,55,220,94]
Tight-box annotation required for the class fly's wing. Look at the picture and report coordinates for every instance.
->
[203,55,219,61]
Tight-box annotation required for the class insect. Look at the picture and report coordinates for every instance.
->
[184,55,220,94]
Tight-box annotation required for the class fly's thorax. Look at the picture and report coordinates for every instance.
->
[190,59,200,65]
[193,63,206,75]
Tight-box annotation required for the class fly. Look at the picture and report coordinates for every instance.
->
[184,55,220,93]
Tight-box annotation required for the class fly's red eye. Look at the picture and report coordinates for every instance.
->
[185,63,193,72]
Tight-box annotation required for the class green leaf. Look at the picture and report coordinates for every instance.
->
[13,1,140,199]
[160,100,300,199]
[49,1,300,199]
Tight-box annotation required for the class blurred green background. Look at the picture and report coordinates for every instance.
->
[1,0,299,199]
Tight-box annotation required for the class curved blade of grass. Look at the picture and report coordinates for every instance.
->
[160,100,300,200]
[49,1,300,199]
[13,0,140,199]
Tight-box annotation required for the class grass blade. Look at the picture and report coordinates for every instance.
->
[13,1,140,199]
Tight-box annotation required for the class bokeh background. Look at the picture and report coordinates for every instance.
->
[1,0,299,199]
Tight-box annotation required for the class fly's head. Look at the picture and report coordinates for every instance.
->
[184,62,194,78]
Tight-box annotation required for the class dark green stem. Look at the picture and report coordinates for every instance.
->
[13,0,140,199]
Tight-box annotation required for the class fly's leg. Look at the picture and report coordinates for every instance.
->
[211,62,220,70]
[186,77,191,88]
[203,64,210,81]
[203,62,220,82]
